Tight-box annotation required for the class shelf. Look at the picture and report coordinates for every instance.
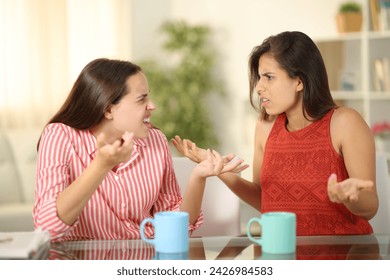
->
[314,33,362,43]
[314,0,390,127]
[314,30,390,42]
[331,91,364,100]
[332,91,390,100]
[368,30,390,39]
[370,92,390,99]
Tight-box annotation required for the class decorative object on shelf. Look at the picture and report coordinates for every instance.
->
[372,121,390,153]
[340,71,356,91]
[138,21,224,149]
[336,1,363,33]
[316,4,390,142]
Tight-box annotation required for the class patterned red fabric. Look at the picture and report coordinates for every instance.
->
[260,109,373,235]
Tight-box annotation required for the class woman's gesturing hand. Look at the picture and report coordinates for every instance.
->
[172,135,249,174]
[95,131,134,170]
[194,149,249,178]
[327,173,374,203]
[171,135,207,163]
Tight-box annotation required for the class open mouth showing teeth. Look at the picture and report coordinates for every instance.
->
[143,118,150,123]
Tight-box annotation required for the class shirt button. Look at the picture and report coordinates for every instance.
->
[115,176,120,180]
[122,203,126,208]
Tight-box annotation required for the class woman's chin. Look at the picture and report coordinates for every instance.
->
[135,129,150,139]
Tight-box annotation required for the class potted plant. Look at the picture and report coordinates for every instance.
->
[336,1,363,33]
[138,21,224,150]
[372,121,390,153]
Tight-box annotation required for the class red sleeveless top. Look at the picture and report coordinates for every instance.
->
[260,109,373,235]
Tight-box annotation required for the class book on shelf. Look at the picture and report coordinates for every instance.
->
[373,57,390,92]
[383,57,390,91]
[380,0,390,30]
[370,0,390,31]
[370,0,381,31]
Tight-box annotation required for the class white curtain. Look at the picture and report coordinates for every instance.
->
[0,0,133,129]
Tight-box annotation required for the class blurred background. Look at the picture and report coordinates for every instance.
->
[2,0,372,174]
[1,0,390,232]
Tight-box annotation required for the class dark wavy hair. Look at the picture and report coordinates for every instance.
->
[37,58,142,149]
[248,31,337,121]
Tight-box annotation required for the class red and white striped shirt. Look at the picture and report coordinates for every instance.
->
[34,123,202,241]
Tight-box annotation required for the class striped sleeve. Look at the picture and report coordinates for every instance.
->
[33,123,75,239]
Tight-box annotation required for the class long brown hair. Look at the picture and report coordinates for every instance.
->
[248,31,337,121]
[37,58,142,149]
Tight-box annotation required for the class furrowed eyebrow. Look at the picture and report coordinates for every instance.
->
[137,93,148,100]
[260,71,274,76]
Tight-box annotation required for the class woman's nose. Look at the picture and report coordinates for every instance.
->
[255,80,265,94]
[147,100,156,110]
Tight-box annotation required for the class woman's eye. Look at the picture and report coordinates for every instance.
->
[259,74,273,81]
[138,95,148,102]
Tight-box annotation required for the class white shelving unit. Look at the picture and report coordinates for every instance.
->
[314,0,390,159]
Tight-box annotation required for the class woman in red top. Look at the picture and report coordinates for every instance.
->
[34,58,245,241]
[173,31,379,235]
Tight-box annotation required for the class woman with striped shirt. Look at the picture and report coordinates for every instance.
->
[33,58,246,241]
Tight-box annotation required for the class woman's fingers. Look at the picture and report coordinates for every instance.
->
[220,154,248,174]
[171,136,185,154]
[328,175,374,203]
[211,150,224,173]
[356,180,374,190]
[121,131,133,145]
[328,174,341,203]
[95,131,134,167]
[182,139,191,157]
[223,154,237,162]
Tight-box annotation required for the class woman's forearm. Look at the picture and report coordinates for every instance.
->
[56,158,111,225]
[218,173,262,211]
[344,191,379,220]
[180,174,206,225]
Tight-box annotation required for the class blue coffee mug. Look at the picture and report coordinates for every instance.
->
[247,211,296,254]
[140,211,189,254]
[154,252,189,260]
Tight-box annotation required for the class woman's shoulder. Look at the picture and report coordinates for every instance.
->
[331,107,366,127]
[147,128,170,145]
[255,114,279,148]
[38,123,78,154]
[149,127,167,138]
[331,106,371,145]
[42,123,77,138]
[40,123,85,148]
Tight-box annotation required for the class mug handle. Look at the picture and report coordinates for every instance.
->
[140,218,155,246]
[247,217,262,245]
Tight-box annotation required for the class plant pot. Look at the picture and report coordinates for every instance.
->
[336,12,362,33]
[375,137,390,153]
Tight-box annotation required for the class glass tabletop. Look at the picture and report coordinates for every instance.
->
[45,234,390,260]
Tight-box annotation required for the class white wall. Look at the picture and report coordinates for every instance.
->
[132,0,364,179]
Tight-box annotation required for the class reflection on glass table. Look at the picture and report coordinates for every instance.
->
[46,234,390,260]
